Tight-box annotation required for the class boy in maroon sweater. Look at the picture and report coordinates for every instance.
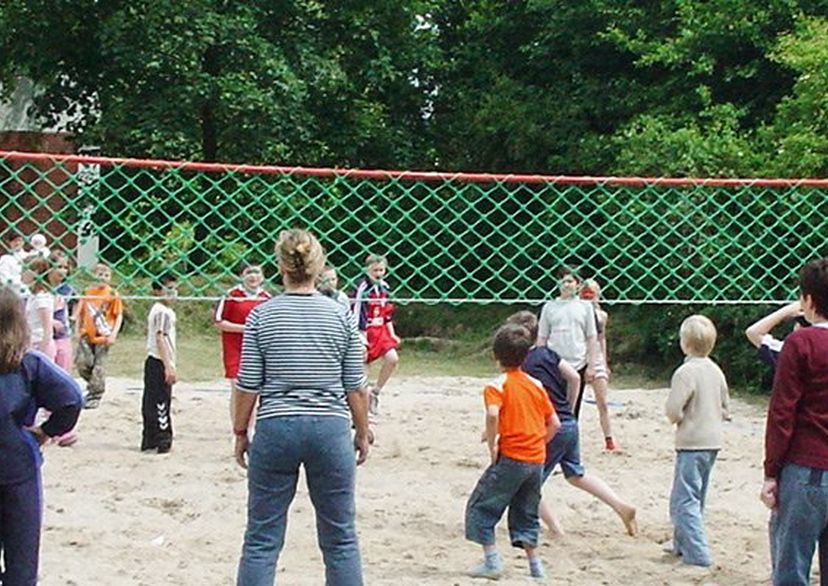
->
[761,257,828,585]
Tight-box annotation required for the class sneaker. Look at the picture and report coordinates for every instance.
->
[156,441,172,454]
[83,397,101,410]
[605,437,616,451]
[529,559,546,579]
[468,560,503,580]
[368,387,380,415]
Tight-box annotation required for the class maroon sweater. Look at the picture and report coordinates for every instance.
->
[764,324,828,479]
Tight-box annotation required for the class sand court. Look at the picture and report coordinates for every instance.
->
[38,376,777,585]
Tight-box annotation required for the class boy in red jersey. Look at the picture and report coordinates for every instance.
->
[465,323,560,580]
[215,264,270,420]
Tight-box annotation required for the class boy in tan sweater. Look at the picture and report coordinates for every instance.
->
[664,314,730,567]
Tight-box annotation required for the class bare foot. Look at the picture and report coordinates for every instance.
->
[547,525,565,540]
[621,506,638,536]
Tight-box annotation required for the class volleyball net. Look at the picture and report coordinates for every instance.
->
[1,150,826,304]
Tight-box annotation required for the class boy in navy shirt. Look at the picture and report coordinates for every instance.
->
[508,311,637,537]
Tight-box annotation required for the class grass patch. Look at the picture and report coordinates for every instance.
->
[108,333,224,382]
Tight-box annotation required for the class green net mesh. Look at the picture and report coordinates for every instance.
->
[2,151,826,303]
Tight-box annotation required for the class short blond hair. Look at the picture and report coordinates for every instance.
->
[364,253,387,268]
[679,314,717,357]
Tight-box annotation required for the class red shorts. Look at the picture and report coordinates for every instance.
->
[366,326,398,363]
[222,338,242,379]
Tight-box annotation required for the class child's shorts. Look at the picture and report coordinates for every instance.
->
[366,325,398,363]
[592,348,609,381]
[543,419,585,480]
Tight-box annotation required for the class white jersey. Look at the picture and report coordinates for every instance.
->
[537,298,597,370]
[146,302,177,367]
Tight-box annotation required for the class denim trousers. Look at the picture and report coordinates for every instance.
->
[0,472,42,586]
[465,455,543,549]
[236,416,362,586]
[769,463,828,586]
[669,449,718,567]
[543,418,585,481]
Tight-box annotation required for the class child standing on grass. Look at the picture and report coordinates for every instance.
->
[74,262,123,409]
[0,232,26,295]
[318,265,350,309]
[214,263,270,422]
[352,254,400,417]
[142,274,178,454]
[465,323,560,580]
[665,315,730,568]
[507,311,637,538]
[48,255,76,372]
[21,258,56,361]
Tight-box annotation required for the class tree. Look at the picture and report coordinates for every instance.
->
[762,16,828,177]
[2,0,439,167]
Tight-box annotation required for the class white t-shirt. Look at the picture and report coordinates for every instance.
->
[146,302,177,367]
[26,292,54,344]
[537,298,597,370]
[0,253,22,287]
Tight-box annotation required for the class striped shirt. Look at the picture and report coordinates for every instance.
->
[236,293,367,421]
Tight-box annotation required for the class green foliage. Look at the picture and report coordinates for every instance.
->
[5,0,828,177]
[3,1,439,168]
[613,102,760,177]
[762,16,828,177]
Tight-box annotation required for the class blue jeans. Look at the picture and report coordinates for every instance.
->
[237,416,362,586]
[770,463,828,586]
[543,418,584,481]
[465,456,542,548]
[0,473,42,586]
[669,450,718,567]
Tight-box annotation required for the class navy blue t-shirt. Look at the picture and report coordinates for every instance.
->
[0,352,82,485]
[522,346,573,421]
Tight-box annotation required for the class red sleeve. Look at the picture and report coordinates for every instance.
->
[764,336,804,478]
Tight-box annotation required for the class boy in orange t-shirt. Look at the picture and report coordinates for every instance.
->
[74,263,123,409]
[465,323,560,580]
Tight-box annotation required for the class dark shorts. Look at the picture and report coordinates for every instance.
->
[543,418,585,480]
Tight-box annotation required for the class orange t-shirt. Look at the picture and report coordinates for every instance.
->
[77,284,123,345]
[483,369,555,464]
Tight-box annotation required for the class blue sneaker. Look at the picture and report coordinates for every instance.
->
[469,559,503,580]
[529,559,546,579]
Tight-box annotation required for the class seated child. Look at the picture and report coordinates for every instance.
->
[665,315,730,567]
[507,311,637,538]
[464,323,560,580]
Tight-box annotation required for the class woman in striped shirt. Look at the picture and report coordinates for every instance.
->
[233,229,370,586]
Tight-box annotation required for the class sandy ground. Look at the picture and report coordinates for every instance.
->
[36,376,782,585]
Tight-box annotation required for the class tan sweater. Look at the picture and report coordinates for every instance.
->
[665,356,730,450]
